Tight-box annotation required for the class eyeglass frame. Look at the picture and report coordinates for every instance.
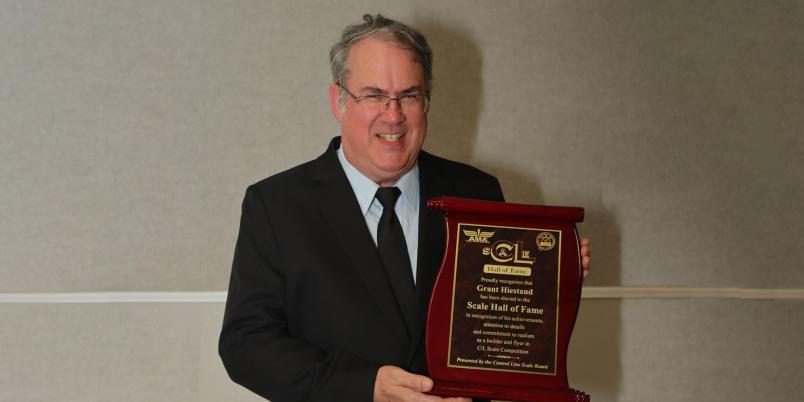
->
[336,82,430,113]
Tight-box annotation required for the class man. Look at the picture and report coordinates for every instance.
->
[219,14,591,402]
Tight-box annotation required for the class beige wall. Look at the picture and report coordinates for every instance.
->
[2,1,802,401]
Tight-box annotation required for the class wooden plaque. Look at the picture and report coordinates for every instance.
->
[426,196,589,402]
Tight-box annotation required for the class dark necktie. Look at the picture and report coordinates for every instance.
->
[375,187,417,336]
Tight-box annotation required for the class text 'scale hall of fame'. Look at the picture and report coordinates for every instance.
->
[426,196,589,402]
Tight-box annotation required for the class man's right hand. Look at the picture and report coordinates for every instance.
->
[373,365,472,402]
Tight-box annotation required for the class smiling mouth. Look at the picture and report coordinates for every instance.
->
[377,133,404,142]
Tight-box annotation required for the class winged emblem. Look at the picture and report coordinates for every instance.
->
[463,228,495,243]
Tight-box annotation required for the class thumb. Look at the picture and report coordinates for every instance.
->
[402,372,433,392]
[418,376,434,392]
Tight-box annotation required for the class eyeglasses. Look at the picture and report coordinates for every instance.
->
[337,82,429,113]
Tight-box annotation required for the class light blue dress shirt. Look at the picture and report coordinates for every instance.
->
[337,145,420,283]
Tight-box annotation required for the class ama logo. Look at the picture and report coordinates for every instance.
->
[462,228,495,243]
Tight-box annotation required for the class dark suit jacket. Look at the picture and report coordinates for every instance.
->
[220,137,504,401]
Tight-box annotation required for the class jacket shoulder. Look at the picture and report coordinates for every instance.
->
[419,151,505,202]
[248,137,340,198]
[421,152,496,180]
[249,159,317,195]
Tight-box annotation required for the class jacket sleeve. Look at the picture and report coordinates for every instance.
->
[219,186,379,402]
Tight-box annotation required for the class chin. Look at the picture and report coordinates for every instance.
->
[375,159,412,174]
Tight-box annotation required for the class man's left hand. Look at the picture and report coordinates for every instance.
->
[580,238,591,280]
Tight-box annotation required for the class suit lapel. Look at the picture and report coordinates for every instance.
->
[408,151,452,365]
[416,152,450,320]
[310,138,409,343]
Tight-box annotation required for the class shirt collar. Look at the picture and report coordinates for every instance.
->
[337,144,419,216]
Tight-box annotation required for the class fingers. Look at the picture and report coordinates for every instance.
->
[582,255,590,279]
[379,365,431,390]
[374,365,438,402]
[374,366,474,402]
[580,238,591,279]
[388,366,431,392]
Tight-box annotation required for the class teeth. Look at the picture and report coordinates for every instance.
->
[378,133,403,141]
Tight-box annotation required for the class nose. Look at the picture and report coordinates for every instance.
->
[380,98,406,123]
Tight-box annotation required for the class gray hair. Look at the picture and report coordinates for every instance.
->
[330,14,433,108]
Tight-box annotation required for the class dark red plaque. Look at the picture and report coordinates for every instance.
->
[426,196,589,402]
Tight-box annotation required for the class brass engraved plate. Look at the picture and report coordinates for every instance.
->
[447,223,561,375]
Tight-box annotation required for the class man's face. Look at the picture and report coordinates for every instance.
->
[329,36,428,187]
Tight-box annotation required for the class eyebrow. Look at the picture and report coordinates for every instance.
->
[359,85,426,95]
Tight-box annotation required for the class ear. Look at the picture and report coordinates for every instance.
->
[328,83,343,123]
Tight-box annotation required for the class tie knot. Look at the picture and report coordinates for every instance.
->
[375,187,402,210]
